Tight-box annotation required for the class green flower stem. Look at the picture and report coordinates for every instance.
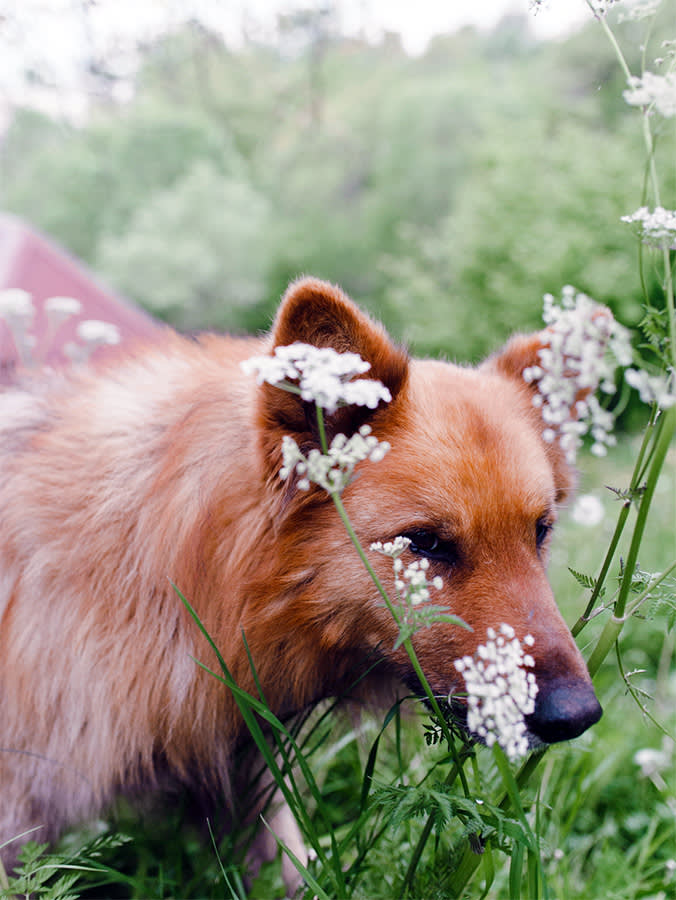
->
[316,403,329,454]
[624,557,676,619]
[587,404,676,677]
[398,761,463,900]
[597,9,676,365]
[330,489,469,788]
[329,490,401,624]
[315,403,467,775]
[447,747,547,897]
[597,12,632,81]
[572,413,657,637]
[571,499,631,637]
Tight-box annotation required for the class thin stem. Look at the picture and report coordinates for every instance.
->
[398,762,463,900]
[316,403,329,453]
[571,499,631,636]
[597,13,632,81]
[330,491,401,622]
[0,855,9,894]
[596,8,676,366]
[331,489,468,785]
[587,405,676,676]
[572,414,657,637]
[624,557,676,619]
[614,406,675,621]
[447,748,547,897]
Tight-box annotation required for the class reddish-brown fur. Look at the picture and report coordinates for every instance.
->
[0,278,600,871]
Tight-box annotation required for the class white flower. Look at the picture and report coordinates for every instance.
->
[371,538,448,642]
[526,287,632,464]
[634,746,671,778]
[588,0,621,16]
[280,424,390,494]
[625,367,676,408]
[621,206,676,249]
[392,557,442,607]
[634,739,674,791]
[571,494,605,527]
[44,295,82,327]
[624,71,676,117]
[530,0,620,16]
[241,342,392,414]
[618,0,662,22]
[370,536,411,558]
[0,288,34,322]
[76,319,121,346]
[454,624,538,762]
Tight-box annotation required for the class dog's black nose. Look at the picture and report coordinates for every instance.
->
[526,680,602,744]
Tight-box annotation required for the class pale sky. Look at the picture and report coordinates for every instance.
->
[0,0,592,120]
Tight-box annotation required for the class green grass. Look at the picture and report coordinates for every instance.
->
[2,439,674,900]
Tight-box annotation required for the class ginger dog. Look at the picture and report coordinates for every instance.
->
[0,278,601,870]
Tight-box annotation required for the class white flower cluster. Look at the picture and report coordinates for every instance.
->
[241,341,392,414]
[625,367,676,408]
[371,536,447,643]
[621,206,676,249]
[45,295,82,324]
[370,536,412,558]
[618,0,662,22]
[0,289,119,367]
[76,319,121,346]
[0,287,33,321]
[624,71,676,118]
[523,287,633,464]
[530,0,619,16]
[280,424,390,493]
[587,0,621,16]
[454,624,538,762]
[571,493,605,527]
[392,556,444,604]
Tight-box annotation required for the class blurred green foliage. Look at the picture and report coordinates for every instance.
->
[1,9,674,359]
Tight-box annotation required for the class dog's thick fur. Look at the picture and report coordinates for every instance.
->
[0,278,601,871]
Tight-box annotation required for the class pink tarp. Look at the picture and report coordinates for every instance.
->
[0,213,163,381]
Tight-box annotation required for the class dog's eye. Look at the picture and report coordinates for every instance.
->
[402,530,459,565]
[535,517,553,550]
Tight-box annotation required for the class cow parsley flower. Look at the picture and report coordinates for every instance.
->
[241,342,392,414]
[618,0,662,22]
[44,295,82,323]
[280,424,390,493]
[621,206,676,249]
[571,493,605,527]
[624,71,676,118]
[588,0,621,17]
[454,625,538,762]
[625,367,676,408]
[371,536,449,645]
[76,319,121,347]
[0,288,34,323]
[370,536,412,558]
[392,556,444,606]
[523,287,633,464]
[530,0,619,16]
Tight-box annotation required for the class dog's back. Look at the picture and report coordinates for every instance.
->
[0,332,267,847]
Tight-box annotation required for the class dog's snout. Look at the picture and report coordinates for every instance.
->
[527,679,602,744]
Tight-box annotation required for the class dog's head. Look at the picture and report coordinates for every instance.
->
[248,277,601,747]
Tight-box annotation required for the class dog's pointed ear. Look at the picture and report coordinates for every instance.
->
[481,332,577,502]
[482,332,546,384]
[271,277,408,389]
[255,278,409,477]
